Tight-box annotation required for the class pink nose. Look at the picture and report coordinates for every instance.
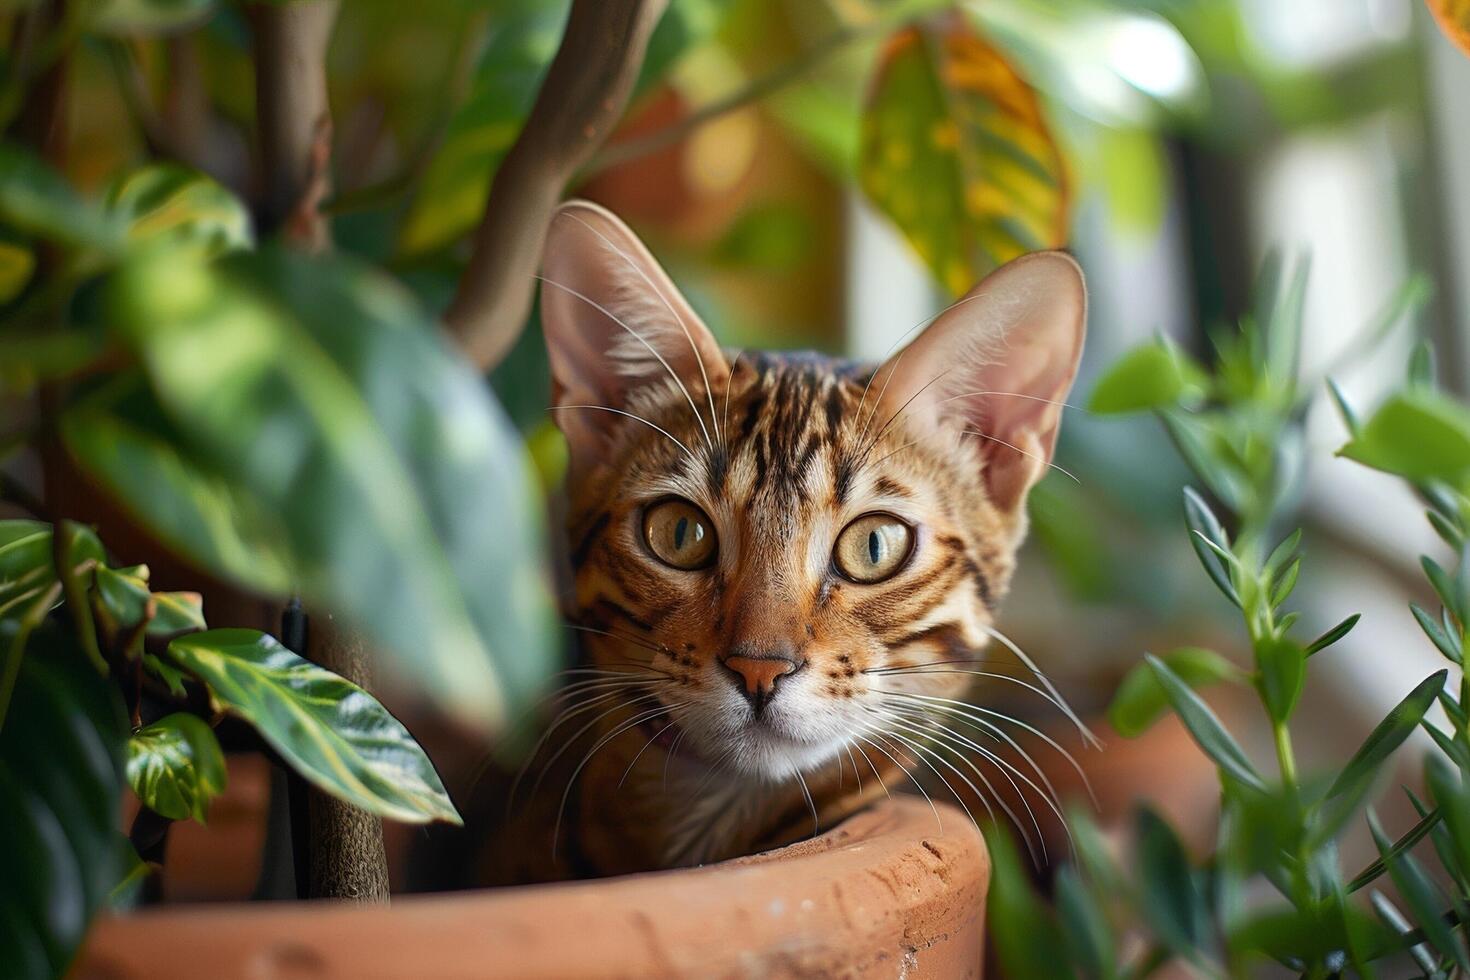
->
[722,654,797,697]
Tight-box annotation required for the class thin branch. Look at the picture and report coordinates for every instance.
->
[443,0,669,372]
[248,0,339,250]
[586,19,875,174]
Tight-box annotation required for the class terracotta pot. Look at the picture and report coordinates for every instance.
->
[78,796,988,979]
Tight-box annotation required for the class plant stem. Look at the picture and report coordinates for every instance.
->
[1273,718,1299,790]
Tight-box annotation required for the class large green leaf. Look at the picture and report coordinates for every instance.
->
[165,630,460,825]
[0,519,105,619]
[106,164,252,257]
[92,565,205,640]
[860,15,1067,296]
[1338,389,1470,485]
[984,825,1071,978]
[61,377,295,596]
[398,4,566,255]
[102,247,557,727]
[0,642,127,980]
[126,712,226,823]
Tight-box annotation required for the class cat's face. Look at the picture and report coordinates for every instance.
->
[542,202,1085,784]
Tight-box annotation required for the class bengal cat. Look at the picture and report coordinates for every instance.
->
[471,201,1089,884]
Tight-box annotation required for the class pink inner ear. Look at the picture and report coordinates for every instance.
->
[871,251,1087,512]
[539,201,729,470]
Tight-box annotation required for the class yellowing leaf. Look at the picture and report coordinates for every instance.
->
[1427,0,1470,56]
[860,16,1068,295]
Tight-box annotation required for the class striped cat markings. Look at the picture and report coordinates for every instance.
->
[482,200,1091,880]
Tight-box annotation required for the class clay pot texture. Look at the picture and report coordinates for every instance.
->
[78,796,988,979]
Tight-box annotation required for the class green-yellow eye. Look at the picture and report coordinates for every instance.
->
[642,499,717,570]
[833,514,913,584]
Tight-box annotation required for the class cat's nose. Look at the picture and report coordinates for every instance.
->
[720,649,800,716]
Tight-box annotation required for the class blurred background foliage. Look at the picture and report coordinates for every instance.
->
[6,0,1470,952]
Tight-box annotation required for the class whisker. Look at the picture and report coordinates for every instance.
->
[550,404,697,465]
[888,690,1097,809]
[874,708,1041,864]
[870,666,1079,718]
[959,428,1080,484]
[525,691,666,809]
[618,718,682,790]
[722,349,744,452]
[793,766,819,836]
[507,686,660,810]
[851,739,888,801]
[982,624,1102,750]
[844,741,864,794]
[662,726,689,792]
[934,389,1083,413]
[553,701,683,858]
[537,275,714,453]
[557,212,722,451]
[875,720,1009,859]
[856,730,943,837]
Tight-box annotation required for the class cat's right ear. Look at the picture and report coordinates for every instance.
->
[540,201,728,472]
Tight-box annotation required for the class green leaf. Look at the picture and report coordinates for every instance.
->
[1326,378,1360,438]
[125,713,226,823]
[983,825,1070,979]
[104,247,558,727]
[91,0,214,34]
[142,654,187,699]
[105,164,252,257]
[1306,613,1360,657]
[0,520,104,619]
[1324,670,1445,805]
[0,328,109,394]
[92,565,205,640]
[1411,603,1462,664]
[60,377,295,597]
[1146,654,1265,793]
[1088,341,1207,415]
[164,630,461,825]
[1054,865,1114,979]
[860,16,1067,297]
[0,144,124,252]
[1368,807,1470,972]
[399,4,564,254]
[0,642,127,980]
[1348,804,1442,893]
[1108,646,1241,738]
[1136,806,1207,960]
[1423,555,1461,623]
[1425,754,1470,893]
[1182,487,1240,607]
[1255,636,1305,724]
[1269,558,1300,610]
[1339,389,1470,485]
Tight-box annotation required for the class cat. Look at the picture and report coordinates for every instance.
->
[467,200,1087,884]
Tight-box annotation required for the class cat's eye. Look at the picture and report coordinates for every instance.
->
[833,514,913,584]
[642,499,718,570]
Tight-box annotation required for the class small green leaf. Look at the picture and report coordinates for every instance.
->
[1089,342,1207,415]
[1348,804,1442,893]
[1368,807,1470,972]
[126,713,226,823]
[1262,529,1302,582]
[1339,389,1470,485]
[0,144,124,252]
[106,164,252,257]
[164,630,461,825]
[1326,671,1446,803]
[1255,636,1305,724]
[1423,555,1461,623]
[1269,558,1300,610]
[1108,647,1241,738]
[1182,487,1241,607]
[1327,378,1361,438]
[92,565,206,641]
[1306,613,1360,657]
[1411,603,1462,664]
[1146,653,1266,793]
[1425,754,1470,892]
[0,239,34,303]
[142,654,187,699]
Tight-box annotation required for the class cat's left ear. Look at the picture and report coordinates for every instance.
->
[871,251,1086,514]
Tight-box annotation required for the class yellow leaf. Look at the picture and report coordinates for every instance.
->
[860,16,1068,296]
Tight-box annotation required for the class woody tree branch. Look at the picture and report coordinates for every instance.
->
[248,0,390,903]
[444,0,669,371]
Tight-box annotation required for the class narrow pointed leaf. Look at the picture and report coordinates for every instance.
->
[1327,671,1446,802]
[1306,614,1360,657]
[1108,646,1242,738]
[1348,806,1442,892]
[1412,603,1462,664]
[1146,654,1266,793]
[1368,807,1470,972]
